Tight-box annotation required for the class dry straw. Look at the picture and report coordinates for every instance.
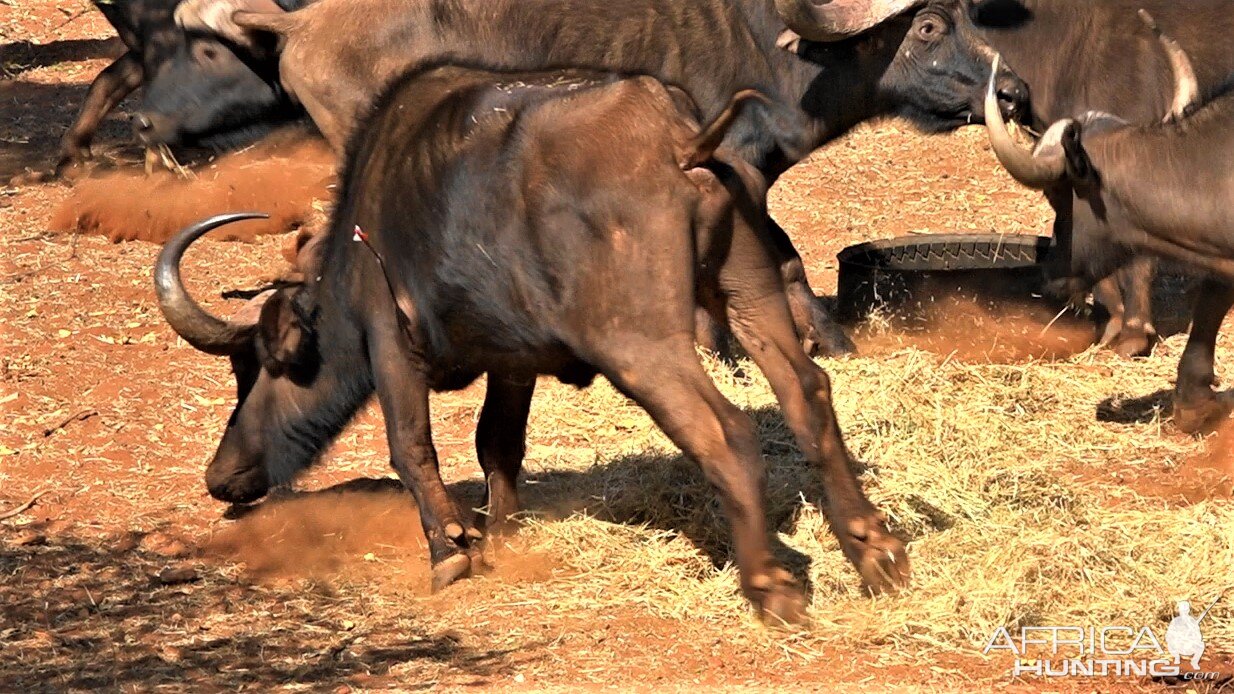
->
[473,337,1233,664]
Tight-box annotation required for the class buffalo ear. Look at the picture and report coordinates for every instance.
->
[1061,121,1097,187]
[256,288,314,375]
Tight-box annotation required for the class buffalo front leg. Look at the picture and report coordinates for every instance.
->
[475,373,535,535]
[368,327,478,591]
[58,52,144,173]
[763,213,855,357]
[1173,277,1234,434]
[1111,256,1158,357]
[1094,258,1158,357]
[717,213,907,594]
[1092,274,1127,350]
[596,336,807,625]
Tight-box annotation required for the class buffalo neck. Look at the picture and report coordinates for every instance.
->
[1085,96,1234,271]
[735,0,910,179]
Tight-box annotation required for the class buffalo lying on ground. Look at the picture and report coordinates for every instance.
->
[55,0,303,174]
[168,0,1028,357]
[985,13,1234,433]
[972,0,1234,357]
[155,63,909,623]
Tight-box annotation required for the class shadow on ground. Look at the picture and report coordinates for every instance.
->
[0,526,512,689]
[0,81,139,181]
[0,38,122,78]
[1097,388,1174,425]
[0,400,850,688]
[221,404,871,598]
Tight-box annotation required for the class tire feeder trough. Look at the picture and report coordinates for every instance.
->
[836,233,1065,324]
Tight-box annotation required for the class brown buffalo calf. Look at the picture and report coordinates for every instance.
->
[155,64,909,625]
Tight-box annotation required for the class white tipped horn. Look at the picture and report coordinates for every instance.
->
[1137,9,1199,121]
[984,54,1067,189]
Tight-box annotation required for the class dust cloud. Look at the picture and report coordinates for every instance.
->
[203,479,559,590]
[853,294,1096,363]
[51,133,335,244]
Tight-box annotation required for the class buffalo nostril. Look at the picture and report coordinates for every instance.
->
[996,85,1025,115]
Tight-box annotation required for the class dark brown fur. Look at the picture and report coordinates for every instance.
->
[212,0,1028,357]
[976,0,1234,356]
[1053,85,1234,432]
[161,64,910,623]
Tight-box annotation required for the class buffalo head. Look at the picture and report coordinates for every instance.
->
[132,27,297,150]
[782,0,1030,130]
[155,214,365,503]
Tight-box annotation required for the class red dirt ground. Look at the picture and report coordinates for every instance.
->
[49,130,335,243]
[1,2,1230,692]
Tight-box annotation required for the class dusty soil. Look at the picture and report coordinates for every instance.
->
[2,2,1231,692]
[49,130,335,243]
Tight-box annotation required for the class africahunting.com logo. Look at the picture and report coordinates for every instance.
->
[982,596,1223,680]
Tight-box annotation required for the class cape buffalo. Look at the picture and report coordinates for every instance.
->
[984,14,1234,433]
[971,0,1234,357]
[165,0,1028,357]
[155,63,909,622]
[55,0,305,174]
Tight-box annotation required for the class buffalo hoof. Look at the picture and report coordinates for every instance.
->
[459,523,492,573]
[430,553,473,593]
[477,513,521,539]
[11,150,97,187]
[840,514,910,596]
[1173,391,1234,434]
[1111,334,1153,358]
[747,567,809,628]
[57,139,91,166]
[7,168,57,187]
[1097,316,1124,351]
[466,543,493,575]
[1105,327,1156,359]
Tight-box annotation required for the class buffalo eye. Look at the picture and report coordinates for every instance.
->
[196,44,220,63]
[915,16,947,41]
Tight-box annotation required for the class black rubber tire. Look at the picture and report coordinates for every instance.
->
[836,234,1056,323]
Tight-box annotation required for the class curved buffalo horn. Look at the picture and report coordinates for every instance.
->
[154,212,270,355]
[774,0,923,42]
[1137,9,1199,121]
[984,54,1067,189]
[175,0,285,48]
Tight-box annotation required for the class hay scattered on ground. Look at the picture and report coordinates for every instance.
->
[443,341,1234,664]
[172,335,1234,678]
[4,103,1232,687]
[853,296,1096,363]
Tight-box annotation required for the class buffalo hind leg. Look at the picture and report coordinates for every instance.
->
[369,323,478,591]
[57,51,144,173]
[716,214,908,594]
[1173,277,1234,433]
[598,337,807,625]
[476,373,535,535]
[763,213,856,357]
